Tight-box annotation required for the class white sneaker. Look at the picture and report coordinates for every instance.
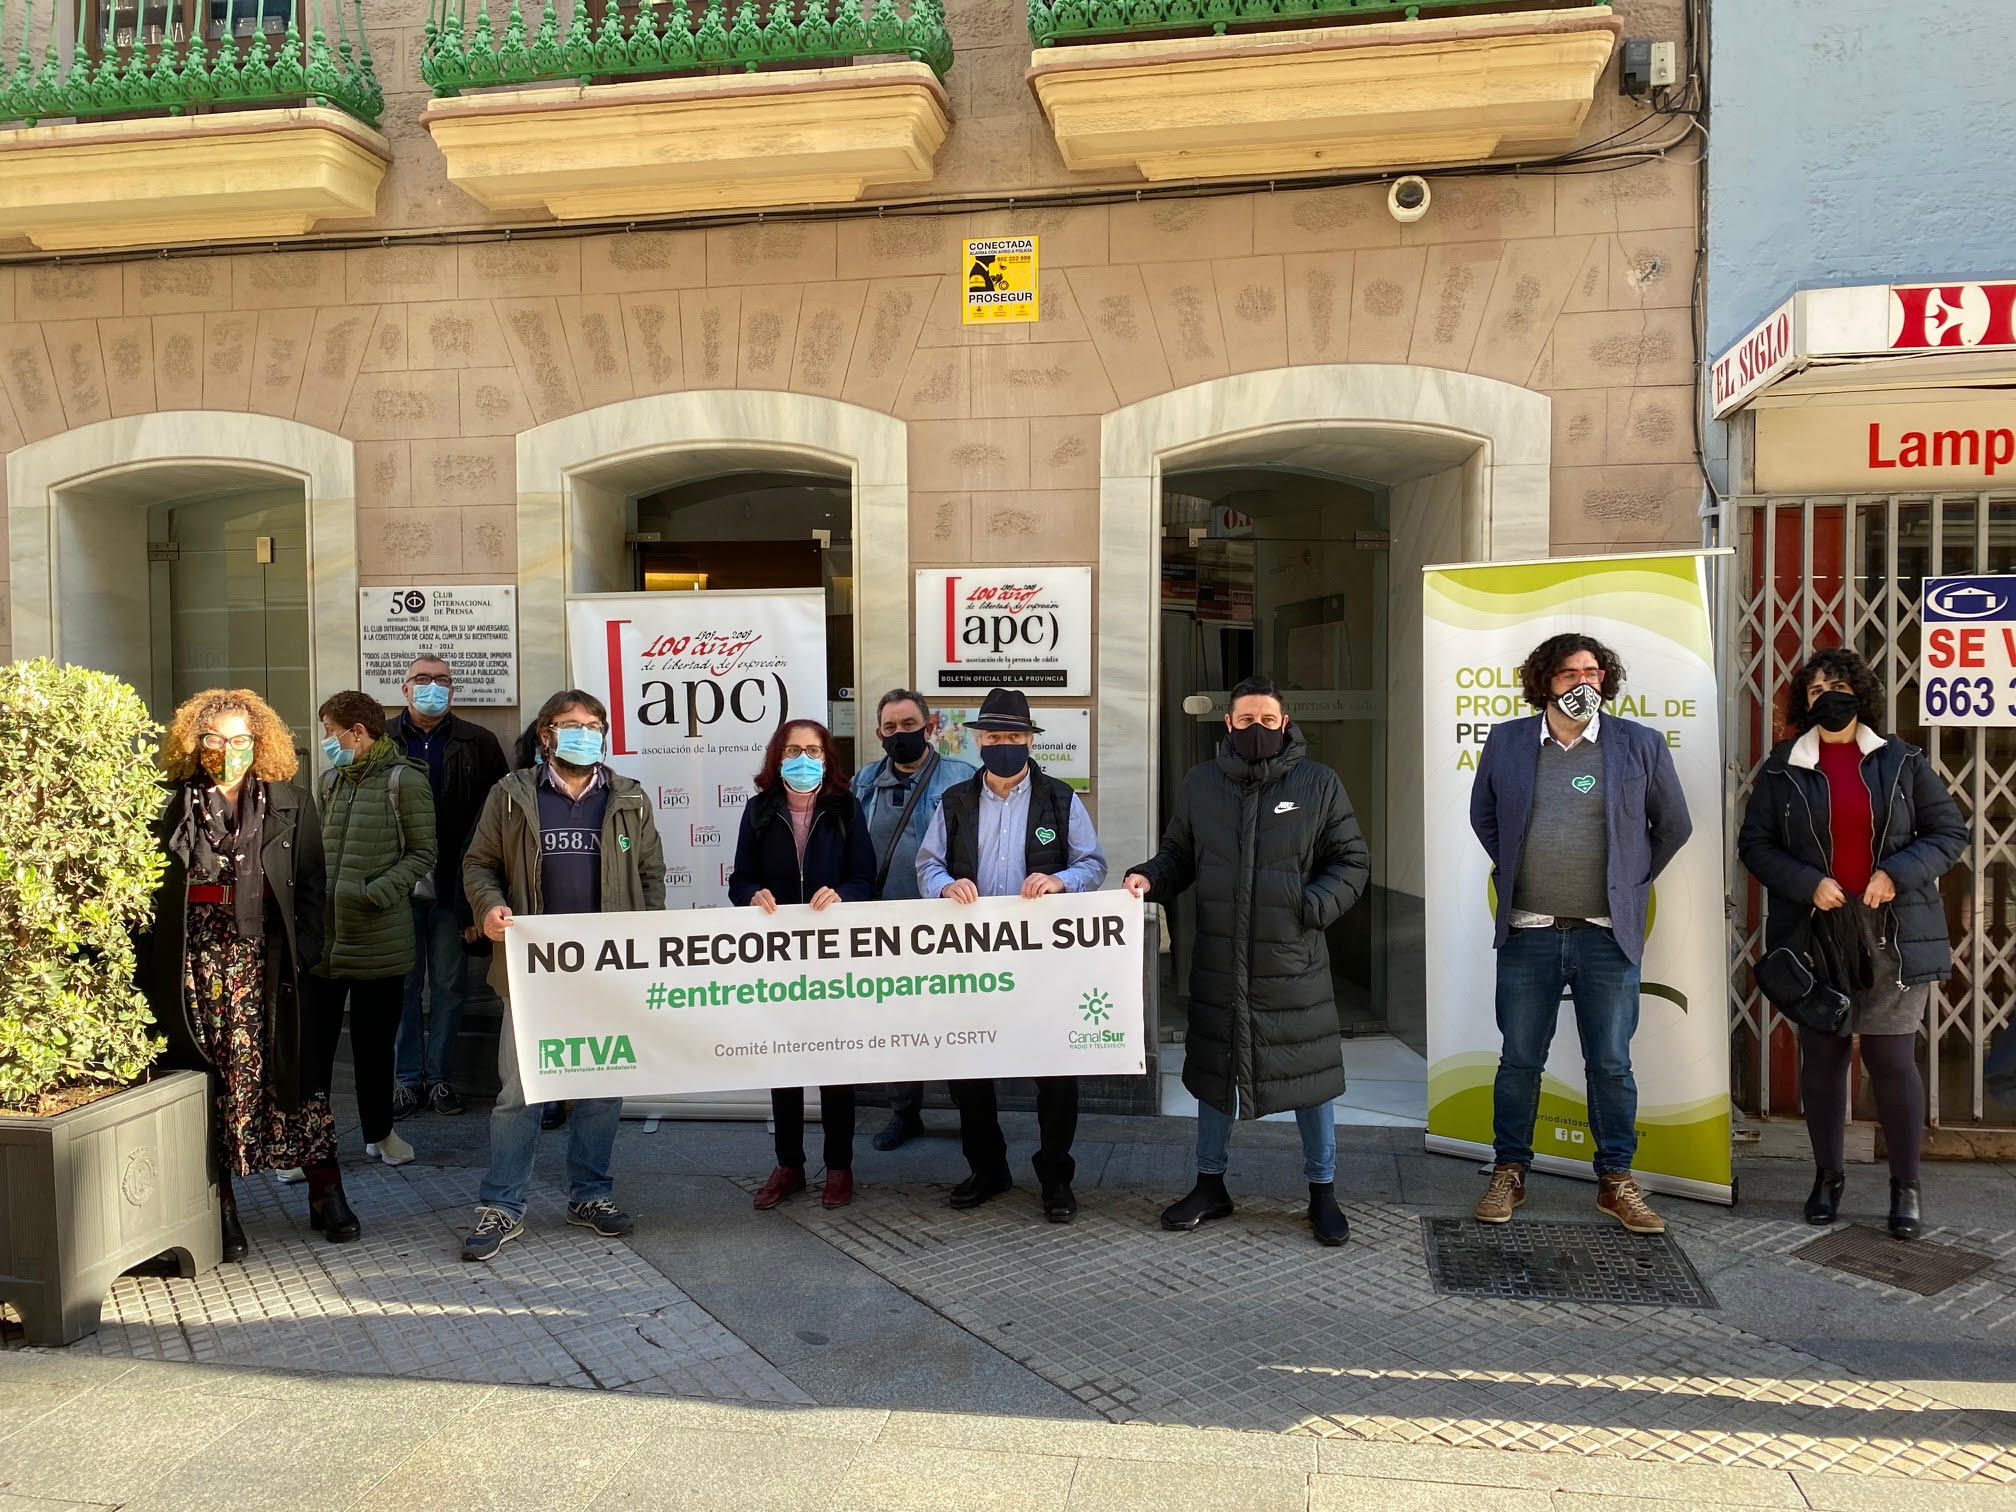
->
[275,1167,307,1184]
[366,1131,415,1167]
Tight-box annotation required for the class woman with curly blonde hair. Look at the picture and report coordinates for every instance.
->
[140,689,357,1261]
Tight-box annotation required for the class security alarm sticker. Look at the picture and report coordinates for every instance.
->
[962,237,1038,325]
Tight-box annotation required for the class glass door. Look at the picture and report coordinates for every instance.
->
[1157,471,1391,1045]
[147,489,311,762]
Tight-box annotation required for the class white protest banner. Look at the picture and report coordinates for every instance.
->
[504,893,1146,1102]
[565,590,826,909]
[1422,552,1731,1203]
[916,568,1093,696]
[360,586,518,705]
[1920,576,2016,725]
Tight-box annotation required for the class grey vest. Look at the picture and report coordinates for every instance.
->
[1510,737,1610,921]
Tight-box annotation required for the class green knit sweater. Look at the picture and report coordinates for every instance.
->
[317,737,438,980]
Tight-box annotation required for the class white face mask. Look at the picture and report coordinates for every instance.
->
[1555,682,1603,723]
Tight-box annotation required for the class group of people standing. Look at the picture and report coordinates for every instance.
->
[137,629,1965,1271]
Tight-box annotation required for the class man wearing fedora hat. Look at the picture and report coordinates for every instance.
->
[917,688,1108,1221]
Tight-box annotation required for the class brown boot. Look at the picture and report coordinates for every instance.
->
[1597,1173,1665,1234]
[1473,1163,1526,1224]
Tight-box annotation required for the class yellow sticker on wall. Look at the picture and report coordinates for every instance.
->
[961,236,1038,324]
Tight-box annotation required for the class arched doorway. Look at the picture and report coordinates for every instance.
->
[1099,364,1551,1117]
[6,413,359,756]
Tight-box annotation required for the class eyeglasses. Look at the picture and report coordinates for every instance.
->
[550,719,605,734]
[782,743,825,759]
[199,733,254,751]
[407,673,453,687]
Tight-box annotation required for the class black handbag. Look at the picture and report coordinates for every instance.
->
[1754,909,1852,1036]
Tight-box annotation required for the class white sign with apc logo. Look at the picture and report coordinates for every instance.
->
[1920,576,2016,726]
[915,568,1092,697]
[359,586,518,706]
[566,590,827,908]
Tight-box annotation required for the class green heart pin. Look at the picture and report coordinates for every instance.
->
[618,834,631,850]
[1035,826,1057,844]
[1572,775,1596,794]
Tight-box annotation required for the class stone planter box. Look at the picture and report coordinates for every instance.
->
[0,1070,219,1346]
[1027,6,1620,182]
[0,107,390,253]
[422,62,951,220]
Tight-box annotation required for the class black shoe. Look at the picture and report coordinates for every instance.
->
[873,1111,925,1152]
[1041,1182,1078,1224]
[566,1198,634,1237]
[220,1202,248,1263]
[541,1101,569,1131]
[428,1081,465,1117]
[390,1085,424,1122]
[1160,1174,1234,1232]
[1889,1178,1922,1240]
[309,1184,361,1244]
[1804,1167,1845,1225]
[948,1169,1013,1209]
[1309,1182,1350,1248]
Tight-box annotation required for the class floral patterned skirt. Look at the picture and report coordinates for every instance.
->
[185,901,336,1177]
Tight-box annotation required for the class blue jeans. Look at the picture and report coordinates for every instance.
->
[398,900,469,1090]
[1196,1093,1336,1184]
[477,1003,622,1221]
[1492,924,1642,1175]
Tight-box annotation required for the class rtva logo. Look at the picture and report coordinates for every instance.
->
[539,1035,637,1071]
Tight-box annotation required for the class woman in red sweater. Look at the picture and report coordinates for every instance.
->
[1737,648,1967,1240]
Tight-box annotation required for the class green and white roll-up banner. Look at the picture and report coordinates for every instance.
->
[1422,552,1732,1204]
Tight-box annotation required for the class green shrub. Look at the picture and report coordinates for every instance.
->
[0,660,167,1111]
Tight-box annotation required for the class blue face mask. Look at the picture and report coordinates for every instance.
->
[781,755,825,793]
[552,728,603,767]
[321,733,356,769]
[411,683,451,718]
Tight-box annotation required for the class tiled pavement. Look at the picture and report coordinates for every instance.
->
[774,1182,2016,1482]
[22,1161,808,1404]
[8,1113,2016,1505]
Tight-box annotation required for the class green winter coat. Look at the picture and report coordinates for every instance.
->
[317,737,438,980]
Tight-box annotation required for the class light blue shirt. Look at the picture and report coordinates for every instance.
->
[916,773,1107,899]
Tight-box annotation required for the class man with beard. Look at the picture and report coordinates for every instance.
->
[1467,634,1691,1235]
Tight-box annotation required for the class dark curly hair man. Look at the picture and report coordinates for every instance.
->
[1519,633,1627,710]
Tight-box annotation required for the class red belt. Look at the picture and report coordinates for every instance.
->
[187,884,235,905]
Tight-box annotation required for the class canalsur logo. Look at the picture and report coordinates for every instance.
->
[1068,989,1125,1049]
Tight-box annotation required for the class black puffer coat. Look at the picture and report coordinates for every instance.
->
[1736,729,1966,985]
[1129,726,1370,1118]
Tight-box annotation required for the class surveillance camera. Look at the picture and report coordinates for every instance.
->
[1387,175,1431,224]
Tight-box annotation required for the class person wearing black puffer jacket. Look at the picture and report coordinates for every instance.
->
[1124,674,1370,1247]
[728,717,878,1212]
[1737,646,1966,1240]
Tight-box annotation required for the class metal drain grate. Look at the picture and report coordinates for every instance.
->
[1421,1217,1717,1307]
[1790,1224,1998,1297]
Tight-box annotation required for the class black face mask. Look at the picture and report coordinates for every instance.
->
[881,728,928,765]
[1228,722,1287,763]
[980,743,1030,779]
[1809,690,1861,733]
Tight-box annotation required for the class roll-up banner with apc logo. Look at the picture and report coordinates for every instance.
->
[1421,552,1731,1204]
[566,590,827,909]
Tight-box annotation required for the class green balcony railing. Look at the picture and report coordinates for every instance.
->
[420,0,952,97]
[1029,0,1600,48]
[0,0,381,127]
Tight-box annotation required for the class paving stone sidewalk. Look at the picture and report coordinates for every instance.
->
[6,1111,2016,1509]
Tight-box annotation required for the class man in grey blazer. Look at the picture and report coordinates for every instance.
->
[1468,633,1692,1234]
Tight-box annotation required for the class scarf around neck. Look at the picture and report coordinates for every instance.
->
[175,775,268,941]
